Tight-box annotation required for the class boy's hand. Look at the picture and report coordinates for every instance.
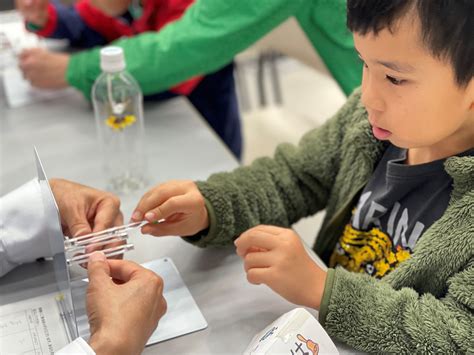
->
[235,225,327,309]
[131,180,209,237]
[19,48,69,89]
[16,0,49,27]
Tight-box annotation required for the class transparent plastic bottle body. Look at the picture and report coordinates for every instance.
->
[92,70,147,194]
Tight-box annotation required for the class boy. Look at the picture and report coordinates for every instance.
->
[131,0,471,352]
[16,0,242,158]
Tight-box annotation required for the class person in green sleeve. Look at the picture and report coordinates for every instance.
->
[16,0,244,158]
[17,0,361,99]
[129,0,473,353]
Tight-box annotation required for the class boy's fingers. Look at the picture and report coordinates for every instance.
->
[132,184,182,220]
[132,181,196,221]
[143,195,193,222]
[244,251,274,272]
[141,218,193,237]
[252,225,286,235]
[246,268,272,285]
[235,230,278,256]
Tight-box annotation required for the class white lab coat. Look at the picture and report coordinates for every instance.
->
[0,179,95,354]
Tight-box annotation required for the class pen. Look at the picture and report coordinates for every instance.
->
[56,293,74,343]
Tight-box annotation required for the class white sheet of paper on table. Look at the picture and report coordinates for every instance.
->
[75,257,208,346]
[3,66,75,108]
[144,257,208,345]
[0,292,70,354]
[1,17,75,108]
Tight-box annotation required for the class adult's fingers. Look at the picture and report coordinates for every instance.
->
[59,199,92,237]
[87,252,111,286]
[106,259,147,283]
[92,197,122,233]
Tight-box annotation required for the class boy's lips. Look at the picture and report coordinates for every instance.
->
[371,125,392,140]
[368,115,391,140]
[368,113,392,140]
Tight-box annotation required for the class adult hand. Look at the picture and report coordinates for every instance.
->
[49,178,123,238]
[86,252,167,355]
[131,180,209,237]
[19,48,69,89]
[235,225,327,309]
[15,0,49,27]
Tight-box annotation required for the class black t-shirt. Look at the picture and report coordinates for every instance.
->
[329,144,474,278]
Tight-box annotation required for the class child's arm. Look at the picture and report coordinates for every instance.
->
[131,89,364,246]
[66,0,359,99]
[19,0,107,48]
[89,0,130,17]
[319,259,473,353]
[22,0,133,48]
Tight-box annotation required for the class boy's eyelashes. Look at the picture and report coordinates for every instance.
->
[359,57,406,86]
[385,75,405,86]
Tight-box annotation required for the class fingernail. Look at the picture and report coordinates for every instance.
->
[89,251,106,262]
[131,211,142,221]
[145,212,156,221]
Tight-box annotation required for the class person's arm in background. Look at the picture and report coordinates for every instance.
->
[16,0,131,48]
[0,178,122,277]
[68,0,306,98]
[89,0,130,17]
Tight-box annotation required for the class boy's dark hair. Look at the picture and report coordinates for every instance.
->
[347,0,473,87]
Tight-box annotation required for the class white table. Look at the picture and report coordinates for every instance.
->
[0,76,359,353]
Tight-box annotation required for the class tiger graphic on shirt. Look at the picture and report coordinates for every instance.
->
[329,223,412,278]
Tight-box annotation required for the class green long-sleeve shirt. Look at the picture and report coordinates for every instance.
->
[187,89,474,353]
[67,0,361,99]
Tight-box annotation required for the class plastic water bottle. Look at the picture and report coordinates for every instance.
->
[92,46,147,194]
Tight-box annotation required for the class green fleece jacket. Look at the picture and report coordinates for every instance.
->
[67,0,360,99]
[187,89,474,353]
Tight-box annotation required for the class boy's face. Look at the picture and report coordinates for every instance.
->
[354,15,474,151]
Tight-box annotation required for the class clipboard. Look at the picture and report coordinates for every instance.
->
[72,257,208,346]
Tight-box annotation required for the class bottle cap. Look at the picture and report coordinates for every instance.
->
[100,46,126,73]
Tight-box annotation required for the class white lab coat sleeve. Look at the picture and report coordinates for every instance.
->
[56,337,96,354]
[1,183,96,354]
[0,179,54,276]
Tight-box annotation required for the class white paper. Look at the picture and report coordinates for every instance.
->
[244,308,339,355]
[3,66,75,108]
[144,257,208,345]
[0,18,41,71]
[0,15,74,108]
[74,257,208,346]
[0,292,70,354]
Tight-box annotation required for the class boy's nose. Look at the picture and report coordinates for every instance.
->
[361,83,385,113]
